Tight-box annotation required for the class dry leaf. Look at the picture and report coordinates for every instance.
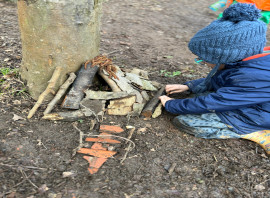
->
[38,184,49,193]
[12,114,24,121]
[62,171,76,178]
[254,184,265,191]
[138,127,147,133]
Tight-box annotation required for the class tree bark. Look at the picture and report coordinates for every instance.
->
[17,0,102,100]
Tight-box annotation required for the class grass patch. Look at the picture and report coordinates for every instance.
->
[0,67,27,97]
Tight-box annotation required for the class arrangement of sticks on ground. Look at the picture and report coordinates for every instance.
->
[73,123,136,174]
[27,55,165,120]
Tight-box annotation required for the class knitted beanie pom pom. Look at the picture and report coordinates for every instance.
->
[222,3,261,22]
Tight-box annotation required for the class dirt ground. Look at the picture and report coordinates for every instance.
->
[1,0,270,197]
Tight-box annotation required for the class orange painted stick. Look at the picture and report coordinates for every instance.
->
[85,137,121,144]
[99,125,124,133]
[77,148,116,158]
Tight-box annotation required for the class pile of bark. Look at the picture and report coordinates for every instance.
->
[27,55,164,121]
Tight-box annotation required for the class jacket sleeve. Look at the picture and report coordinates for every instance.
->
[184,78,213,93]
[165,86,270,115]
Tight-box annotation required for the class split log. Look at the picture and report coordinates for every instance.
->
[62,63,99,109]
[98,69,121,92]
[141,87,165,118]
[107,96,136,115]
[43,73,76,115]
[27,66,63,119]
[84,90,129,100]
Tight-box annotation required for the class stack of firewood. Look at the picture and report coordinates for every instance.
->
[27,55,165,121]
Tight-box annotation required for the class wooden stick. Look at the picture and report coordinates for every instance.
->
[62,63,99,109]
[141,87,165,118]
[120,127,136,164]
[84,90,129,100]
[44,73,76,115]
[98,69,121,92]
[42,110,86,121]
[72,123,86,157]
[27,67,63,119]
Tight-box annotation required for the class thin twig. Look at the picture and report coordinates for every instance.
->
[168,163,177,175]
[72,123,86,157]
[20,169,38,189]
[120,127,136,164]
[0,163,47,170]
[126,127,135,144]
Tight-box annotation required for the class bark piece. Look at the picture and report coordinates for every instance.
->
[126,73,157,91]
[131,103,146,117]
[141,91,150,102]
[111,69,143,103]
[107,96,136,115]
[44,73,76,115]
[99,125,124,133]
[42,110,89,121]
[84,90,129,100]
[62,63,99,110]
[151,81,163,89]
[152,103,163,118]
[140,79,157,91]
[27,67,63,119]
[141,87,166,118]
[80,99,105,115]
[77,148,117,158]
[125,73,143,87]
[130,68,149,79]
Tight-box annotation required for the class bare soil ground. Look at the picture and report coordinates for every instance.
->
[1,0,270,197]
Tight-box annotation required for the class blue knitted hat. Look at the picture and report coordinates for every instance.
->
[188,3,267,64]
[188,3,267,93]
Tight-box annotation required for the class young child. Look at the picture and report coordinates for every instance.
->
[159,3,270,154]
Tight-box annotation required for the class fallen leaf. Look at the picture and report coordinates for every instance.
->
[38,184,49,193]
[13,100,21,105]
[62,171,76,178]
[138,127,147,133]
[254,184,265,191]
[12,114,24,121]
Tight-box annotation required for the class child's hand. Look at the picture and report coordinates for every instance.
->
[159,95,173,106]
[166,84,189,95]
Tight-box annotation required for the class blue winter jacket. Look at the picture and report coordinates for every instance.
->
[165,54,270,135]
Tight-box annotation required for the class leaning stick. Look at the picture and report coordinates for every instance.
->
[43,73,76,115]
[27,67,63,119]
[98,69,121,92]
[140,87,165,118]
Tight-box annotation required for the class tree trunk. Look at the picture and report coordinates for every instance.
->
[17,0,102,100]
